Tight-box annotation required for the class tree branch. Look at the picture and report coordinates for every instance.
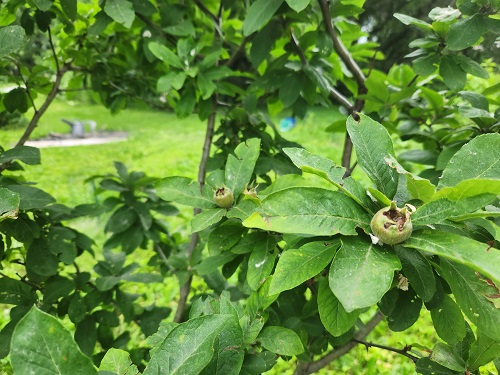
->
[351,338,419,363]
[294,310,385,375]
[173,95,218,323]
[317,0,366,87]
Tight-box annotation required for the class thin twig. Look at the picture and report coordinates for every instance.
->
[290,30,308,65]
[225,36,250,69]
[352,338,419,363]
[294,310,385,375]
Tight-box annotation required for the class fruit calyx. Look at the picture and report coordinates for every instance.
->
[213,185,234,208]
[370,201,414,245]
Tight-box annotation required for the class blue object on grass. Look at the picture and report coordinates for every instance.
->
[279,117,296,132]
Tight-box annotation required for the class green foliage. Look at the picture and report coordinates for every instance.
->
[0,0,499,374]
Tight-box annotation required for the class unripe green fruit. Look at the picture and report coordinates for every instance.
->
[370,202,413,245]
[214,186,234,208]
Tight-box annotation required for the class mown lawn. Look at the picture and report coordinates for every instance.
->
[2,100,440,374]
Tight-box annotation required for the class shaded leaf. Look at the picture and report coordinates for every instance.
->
[0,26,27,58]
[318,278,360,336]
[447,14,487,51]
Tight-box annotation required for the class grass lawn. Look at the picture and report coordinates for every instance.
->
[1,100,448,375]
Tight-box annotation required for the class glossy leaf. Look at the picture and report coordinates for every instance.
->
[318,278,360,336]
[148,41,183,69]
[329,237,401,312]
[440,260,500,341]
[430,342,466,372]
[0,26,27,58]
[243,187,371,236]
[225,138,260,197]
[243,0,284,36]
[258,326,304,356]
[144,314,232,375]
[467,332,500,371]
[404,230,500,284]
[208,223,247,256]
[103,0,135,28]
[10,306,97,374]
[447,14,487,51]
[285,0,310,12]
[347,114,399,198]
[191,208,226,233]
[439,133,500,188]
[269,240,340,295]
[99,348,138,374]
[247,239,277,291]
[155,176,216,209]
[283,147,345,185]
[430,295,466,345]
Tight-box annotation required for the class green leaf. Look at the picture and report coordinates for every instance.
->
[194,252,239,276]
[467,332,500,371]
[60,0,77,20]
[269,240,340,295]
[99,348,139,374]
[439,134,500,188]
[208,223,247,256]
[386,288,422,331]
[279,75,302,108]
[441,260,500,341]
[258,326,304,356]
[285,0,310,12]
[394,13,433,30]
[395,247,436,302]
[448,14,488,51]
[148,41,183,69]
[155,176,216,209]
[0,25,27,58]
[105,206,137,233]
[247,238,278,291]
[191,208,226,233]
[197,73,216,100]
[0,188,19,221]
[440,55,466,90]
[318,278,360,336]
[243,187,371,236]
[329,237,401,312]
[412,194,497,226]
[430,295,466,345]
[405,230,500,284]
[3,87,29,113]
[225,138,261,197]
[430,342,466,372]
[0,146,40,165]
[283,147,345,185]
[103,0,135,28]
[455,55,489,79]
[10,306,97,374]
[243,0,284,36]
[415,357,457,375]
[347,114,399,198]
[7,185,55,210]
[144,314,232,375]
